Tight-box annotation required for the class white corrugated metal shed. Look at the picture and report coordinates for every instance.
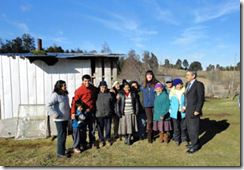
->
[0,53,122,120]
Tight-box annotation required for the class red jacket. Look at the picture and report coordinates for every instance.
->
[71,83,98,114]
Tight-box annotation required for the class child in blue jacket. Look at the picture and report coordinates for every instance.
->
[72,99,87,153]
[169,78,189,146]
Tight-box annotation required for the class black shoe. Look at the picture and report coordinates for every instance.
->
[186,148,200,154]
[184,141,189,146]
[133,136,139,142]
[175,141,180,146]
[57,154,69,158]
[124,135,128,145]
[51,135,57,141]
[185,144,192,149]
[127,134,132,146]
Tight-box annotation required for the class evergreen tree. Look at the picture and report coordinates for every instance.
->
[183,59,189,70]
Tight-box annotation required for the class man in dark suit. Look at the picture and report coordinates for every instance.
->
[182,69,205,154]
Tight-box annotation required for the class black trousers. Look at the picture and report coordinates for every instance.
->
[172,112,188,142]
[81,112,96,146]
[186,115,200,150]
[97,117,111,141]
[112,115,120,138]
[55,121,68,155]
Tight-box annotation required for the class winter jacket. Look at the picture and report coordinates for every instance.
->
[116,90,139,118]
[153,91,170,121]
[96,91,115,118]
[72,110,87,128]
[140,82,157,108]
[71,83,98,114]
[46,92,71,122]
[169,87,186,119]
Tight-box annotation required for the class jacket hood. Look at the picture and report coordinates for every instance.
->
[169,86,185,99]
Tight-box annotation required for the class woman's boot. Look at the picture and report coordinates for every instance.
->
[124,135,128,145]
[127,134,132,146]
[147,130,152,143]
[164,133,169,144]
[159,132,164,143]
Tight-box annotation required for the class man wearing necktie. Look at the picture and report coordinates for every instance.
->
[182,69,205,154]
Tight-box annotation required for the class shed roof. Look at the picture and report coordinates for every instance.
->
[0,52,124,65]
[0,52,124,58]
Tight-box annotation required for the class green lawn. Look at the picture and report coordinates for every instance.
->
[0,98,240,166]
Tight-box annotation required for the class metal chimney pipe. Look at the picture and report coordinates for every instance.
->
[37,38,42,51]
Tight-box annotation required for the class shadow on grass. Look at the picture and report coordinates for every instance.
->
[199,118,230,147]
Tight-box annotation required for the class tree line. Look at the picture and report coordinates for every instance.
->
[0,34,239,72]
[0,34,112,54]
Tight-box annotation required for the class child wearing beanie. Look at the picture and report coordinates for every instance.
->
[169,78,189,146]
[153,83,172,143]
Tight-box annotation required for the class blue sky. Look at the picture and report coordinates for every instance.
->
[0,0,240,70]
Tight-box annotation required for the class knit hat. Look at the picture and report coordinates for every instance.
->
[112,81,119,88]
[154,83,163,89]
[99,81,107,87]
[165,76,173,83]
[173,78,183,86]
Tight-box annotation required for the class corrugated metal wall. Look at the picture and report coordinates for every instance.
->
[0,56,91,119]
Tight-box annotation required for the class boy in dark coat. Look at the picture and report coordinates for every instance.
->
[96,81,115,147]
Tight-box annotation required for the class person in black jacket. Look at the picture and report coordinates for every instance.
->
[130,80,147,141]
[182,69,205,154]
[96,81,115,148]
[111,80,122,140]
[116,81,139,146]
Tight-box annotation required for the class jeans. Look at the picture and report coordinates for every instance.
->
[55,121,68,155]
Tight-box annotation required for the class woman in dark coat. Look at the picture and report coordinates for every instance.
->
[130,81,147,141]
[116,81,139,146]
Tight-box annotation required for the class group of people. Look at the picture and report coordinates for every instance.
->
[46,69,205,158]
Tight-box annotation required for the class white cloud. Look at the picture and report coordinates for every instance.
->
[193,0,239,23]
[14,23,28,32]
[216,44,227,49]
[190,53,205,60]
[87,14,157,36]
[144,0,179,25]
[20,5,31,12]
[85,13,157,49]
[173,26,208,45]
[81,41,97,51]
[57,30,63,35]
[136,43,144,48]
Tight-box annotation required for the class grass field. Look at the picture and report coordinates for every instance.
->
[0,98,240,166]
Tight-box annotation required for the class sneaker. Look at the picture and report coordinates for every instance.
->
[73,148,81,154]
[57,154,69,158]
[99,141,105,148]
[91,144,98,149]
[106,140,112,146]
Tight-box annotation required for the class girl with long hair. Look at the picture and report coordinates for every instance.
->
[140,70,158,143]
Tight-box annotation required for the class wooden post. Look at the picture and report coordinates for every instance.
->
[104,58,111,88]
[95,58,102,87]
[112,59,118,82]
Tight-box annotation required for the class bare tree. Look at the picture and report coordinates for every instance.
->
[119,50,144,82]
[101,42,111,53]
